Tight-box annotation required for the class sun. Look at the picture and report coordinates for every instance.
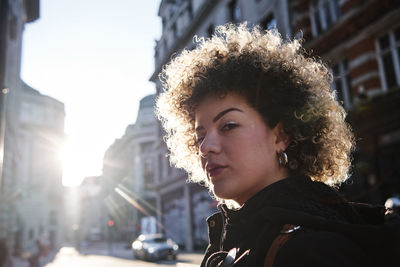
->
[59,138,98,187]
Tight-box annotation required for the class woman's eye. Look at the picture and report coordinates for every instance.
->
[221,122,238,131]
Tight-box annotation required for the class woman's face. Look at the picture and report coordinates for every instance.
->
[194,93,288,206]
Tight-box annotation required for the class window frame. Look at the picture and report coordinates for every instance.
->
[376,26,400,91]
[331,59,352,109]
[310,0,340,37]
[261,13,276,31]
[228,0,241,22]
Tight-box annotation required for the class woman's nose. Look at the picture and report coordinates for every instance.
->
[199,133,221,157]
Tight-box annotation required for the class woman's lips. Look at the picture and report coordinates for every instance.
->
[210,167,225,177]
[207,164,227,178]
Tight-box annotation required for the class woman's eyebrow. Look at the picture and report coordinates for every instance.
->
[195,107,243,132]
[212,108,243,122]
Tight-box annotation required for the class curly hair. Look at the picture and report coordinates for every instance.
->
[156,23,354,192]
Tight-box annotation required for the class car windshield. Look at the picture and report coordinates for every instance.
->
[146,237,167,243]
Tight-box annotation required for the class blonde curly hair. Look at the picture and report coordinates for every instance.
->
[156,23,354,193]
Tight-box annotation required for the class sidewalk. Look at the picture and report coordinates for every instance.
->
[11,242,205,267]
[11,257,29,267]
[177,252,204,266]
[11,250,57,267]
[80,241,204,266]
[10,242,128,267]
[79,241,204,264]
[79,241,133,259]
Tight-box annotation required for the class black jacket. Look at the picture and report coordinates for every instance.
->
[201,175,400,267]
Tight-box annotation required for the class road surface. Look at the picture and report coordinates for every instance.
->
[43,246,203,267]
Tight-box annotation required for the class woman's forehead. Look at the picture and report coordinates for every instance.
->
[194,93,255,128]
[195,93,245,113]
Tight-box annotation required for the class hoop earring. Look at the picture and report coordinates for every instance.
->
[277,151,288,167]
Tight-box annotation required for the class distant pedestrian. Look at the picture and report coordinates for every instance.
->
[28,240,44,267]
[156,23,400,266]
[0,239,13,267]
[385,195,400,214]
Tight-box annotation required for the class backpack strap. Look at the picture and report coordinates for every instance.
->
[264,224,301,267]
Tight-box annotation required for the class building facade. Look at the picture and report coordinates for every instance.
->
[17,82,65,253]
[100,94,158,242]
[1,81,65,255]
[1,0,66,255]
[79,176,107,244]
[152,0,400,251]
[289,0,400,204]
[0,0,39,188]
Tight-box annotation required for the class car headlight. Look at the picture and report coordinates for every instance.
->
[173,244,179,251]
[132,241,142,250]
[148,247,155,254]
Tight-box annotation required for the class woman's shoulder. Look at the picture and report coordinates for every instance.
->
[274,228,371,267]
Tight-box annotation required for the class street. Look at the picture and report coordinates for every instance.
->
[40,242,203,267]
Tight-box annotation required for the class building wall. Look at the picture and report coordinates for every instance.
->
[0,80,65,255]
[0,0,50,255]
[0,0,31,200]
[100,94,158,242]
[16,82,65,253]
[290,0,400,95]
[290,0,400,203]
[79,176,107,244]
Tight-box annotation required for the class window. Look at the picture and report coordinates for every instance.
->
[229,0,241,22]
[163,39,168,54]
[162,17,166,30]
[168,4,178,19]
[49,210,57,225]
[29,229,34,240]
[207,24,214,38]
[188,0,193,19]
[332,59,352,108]
[260,14,276,30]
[310,0,340,37]
[172,23,177,38]
[9,15,17,40]
[144,157,154,189]
[158,153,164,181]
[141,142,153,154]
[376,26,400,90]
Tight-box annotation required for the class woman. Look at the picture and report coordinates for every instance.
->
[156,23,399,266]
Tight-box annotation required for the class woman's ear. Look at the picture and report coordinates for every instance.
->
[273,122,290,151]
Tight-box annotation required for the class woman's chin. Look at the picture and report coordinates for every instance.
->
[213,186,235,201]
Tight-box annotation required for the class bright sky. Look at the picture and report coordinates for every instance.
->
[21,0,162,186]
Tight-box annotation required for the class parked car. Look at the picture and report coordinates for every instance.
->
[132,233,179,261]
[88,227,102,242]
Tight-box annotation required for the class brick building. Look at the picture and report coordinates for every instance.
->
[100,94,158,242]
[152,0,400,251]
[290,0,400,203]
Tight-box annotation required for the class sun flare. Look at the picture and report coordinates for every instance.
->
[59,138,101,187]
